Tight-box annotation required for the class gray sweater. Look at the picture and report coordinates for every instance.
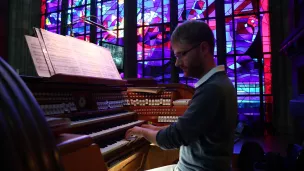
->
[156,71,237,171]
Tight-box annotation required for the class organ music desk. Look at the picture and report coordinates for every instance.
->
[22,75,194,171]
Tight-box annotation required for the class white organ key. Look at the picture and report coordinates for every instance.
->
[100,140,129,155]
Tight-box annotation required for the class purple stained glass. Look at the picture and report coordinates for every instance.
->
[102,0,118,30]
[143,0,162,25]
[235,55,260,95]
[226,56,236,83]
[143,26,163,60]
[71,7,86,35]
[102,31,117,44]
[45,13,59,31]
[225,17,234,54]
[234,0,256,15]
[226,15,259,54]
[137,0,143,26]
[47,0,61,13]
[143,60,163,82]
[164,60,171,83]
[237,96,261,115]
[137,62,143,78]
[177,0,184,21]
[178,0,215,21]
[118,1,124,28]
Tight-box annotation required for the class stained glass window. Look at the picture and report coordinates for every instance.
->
[224,0,272,121]
[43,0,125,74]
[137,0,171,83]
[42,0,124,44]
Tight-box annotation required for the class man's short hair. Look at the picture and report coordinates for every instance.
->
[171,20,215,54]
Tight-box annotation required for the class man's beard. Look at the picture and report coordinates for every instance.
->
[187,61,204,79]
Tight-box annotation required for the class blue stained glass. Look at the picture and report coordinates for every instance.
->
[137,0,143,25]
[45,13,59,31]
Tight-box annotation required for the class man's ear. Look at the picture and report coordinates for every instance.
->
[200,42,209,55]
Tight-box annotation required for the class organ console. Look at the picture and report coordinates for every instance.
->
[21,75,195,171]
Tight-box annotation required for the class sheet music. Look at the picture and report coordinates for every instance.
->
[40,29,84,76]
[65,36,122,80]
[33,28,55,75]
[25,36,51,77]
[27,28,121,80]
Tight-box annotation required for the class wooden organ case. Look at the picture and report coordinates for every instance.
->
[22,76,195,171]
[22,75,150,171]
[125,79,195,169]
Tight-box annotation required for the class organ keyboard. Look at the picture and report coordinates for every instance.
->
[22,75,150,171]
[22,76,195,171]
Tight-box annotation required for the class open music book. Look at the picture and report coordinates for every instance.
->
[25,28,121,80]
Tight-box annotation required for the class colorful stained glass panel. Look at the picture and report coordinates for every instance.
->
[207,0,216,17]
[208,19,217,56]
[45,13,59,32]
[102,0,118,30]
[186,0,207,20]
[237,96,261,115]
[234,0,256,15]
[224,0,232,16]
[137,61,143,78]
[137,0,143,26]
[236,55,260,95]
[261,14,271,52]
[143,26,163,60]
[118,30,124,45]
[226,56,236,85]
[118,1,124,28]
[163,0,170,23]
[235,15,259,54]
[260,0,269,12]
[143,0,163,25]
[137,27,143,60]
[102,31,117,44]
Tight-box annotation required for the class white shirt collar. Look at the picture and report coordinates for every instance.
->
[194,65,225,88]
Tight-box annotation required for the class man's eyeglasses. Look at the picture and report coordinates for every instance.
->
[174,43,201,59]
